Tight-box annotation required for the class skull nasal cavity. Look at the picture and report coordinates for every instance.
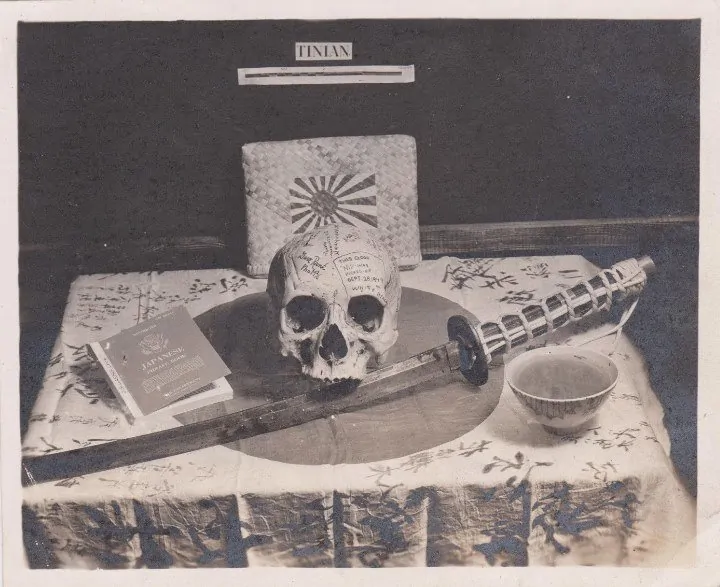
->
[319,324,348,362]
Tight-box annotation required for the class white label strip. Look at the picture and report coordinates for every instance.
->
[238,65,415,86]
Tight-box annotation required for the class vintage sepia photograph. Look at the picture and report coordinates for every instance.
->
[11,10,703,575]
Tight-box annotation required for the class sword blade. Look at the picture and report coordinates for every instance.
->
[22,341,463,486]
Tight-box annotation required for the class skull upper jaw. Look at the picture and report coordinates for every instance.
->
[299,340,370,381]
[292,330,398,382]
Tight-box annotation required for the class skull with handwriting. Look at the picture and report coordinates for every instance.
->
[266,224,401,381]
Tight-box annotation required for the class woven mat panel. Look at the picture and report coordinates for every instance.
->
[243,135,422,277]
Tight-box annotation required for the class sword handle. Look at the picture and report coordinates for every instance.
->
[447,256,656,386]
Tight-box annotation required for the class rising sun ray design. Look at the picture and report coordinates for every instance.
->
[290,173,378,233]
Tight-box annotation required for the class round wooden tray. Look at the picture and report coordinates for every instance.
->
[190,288,504,465]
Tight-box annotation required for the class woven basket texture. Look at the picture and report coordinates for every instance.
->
[242,135,422,277]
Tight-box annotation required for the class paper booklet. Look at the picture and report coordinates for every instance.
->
[87,305,232,423]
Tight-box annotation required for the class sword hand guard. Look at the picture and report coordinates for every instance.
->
[447,315,489,386]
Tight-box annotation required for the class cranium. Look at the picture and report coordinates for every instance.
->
[266,224,401,381]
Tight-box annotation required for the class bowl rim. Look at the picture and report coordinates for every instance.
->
[505,345,619,403]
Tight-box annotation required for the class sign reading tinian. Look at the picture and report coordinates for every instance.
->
[295,42,353,61]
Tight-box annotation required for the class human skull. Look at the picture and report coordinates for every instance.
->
[266,224,401,381]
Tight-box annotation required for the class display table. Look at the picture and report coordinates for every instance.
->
[21,255,695,568]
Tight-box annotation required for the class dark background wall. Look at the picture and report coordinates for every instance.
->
[17,20,700,496]
[18,19,699,249]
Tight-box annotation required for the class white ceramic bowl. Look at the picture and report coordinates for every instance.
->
[505,346,619,435]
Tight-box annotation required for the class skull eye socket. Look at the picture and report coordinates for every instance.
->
[348,295,384,333]
[285,296,326,333]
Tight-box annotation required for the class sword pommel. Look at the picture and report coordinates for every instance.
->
[638,255,656,276]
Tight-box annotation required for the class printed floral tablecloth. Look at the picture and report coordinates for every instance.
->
[21,256,696,568]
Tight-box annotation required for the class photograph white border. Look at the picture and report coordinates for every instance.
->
[2,1,718,585]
